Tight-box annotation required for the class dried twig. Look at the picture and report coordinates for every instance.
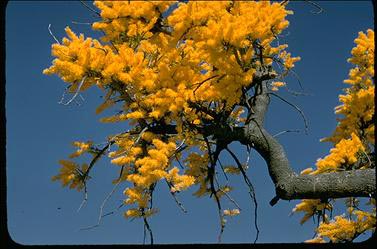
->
[143,216,154,245]
[217,159,229,182]
[226,147,259,244]
[59,76,87,106]
[204,137,225,243]
[269,92,309,135]
[273,129,300,137]
[305,0,324,14]
[77,183,88,212]
[79,179,123,231]
[48,24,60,44]
[72,21,93,25]
[165,180,187,213]
[79,0,101,16]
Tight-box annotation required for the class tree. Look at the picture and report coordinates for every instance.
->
[43,1,375,243]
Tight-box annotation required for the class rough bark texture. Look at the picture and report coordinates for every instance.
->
[231,80,376,204]
[235,124,375,202]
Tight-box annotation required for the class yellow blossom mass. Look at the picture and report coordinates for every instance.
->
[45,0,300,220]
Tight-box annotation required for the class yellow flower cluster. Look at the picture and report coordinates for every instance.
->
[312,133,364,174]
[43,27,109,88]
[316,212,376,243]
[45,1,300,128]
[166,167,195,193]
[92,1,173,43]
[271,81,286,91]
[124,207,158,219]
[304,236,326,243]
[184,152,210,197]
[223,165,241,175]
[324,29,374,145]
[69,141,93,158]
[317,216,357,242]
[223,209,240,216]
[292,199,332,225]
[52,160,88,191]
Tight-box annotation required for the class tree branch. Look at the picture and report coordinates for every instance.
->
[232,113,376,203]
[227,72,374,202]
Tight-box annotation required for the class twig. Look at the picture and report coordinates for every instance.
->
[361,150,372,168]
[217,159,229,182]
[218,188,242,211]
[304,0,324,14]
[58,86,70,104]
[273,129,300,137]
[59,76,87,106]
[77,183,88,212]
[143,216,154,245]
[193,75,220,94]
[165,180,187,213]
[80,179,123,230]
[175,154,185,169]
[288,68,305,91]
[48,24,60,44]
[286,88,312,97]
[226,147,260,243]
[114,126,148,157]
[101,202,124,217]
[83,140,114,179]
[245,145,252,170]
[72,21,93,25]
[269,92,309,135]
[204,137,225,243]
[79,0,101,16]
[271,56,304,91]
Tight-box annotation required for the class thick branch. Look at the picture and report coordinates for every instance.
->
[232,81,376,202]
[234,124,375,201]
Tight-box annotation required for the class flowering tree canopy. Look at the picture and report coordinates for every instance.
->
[44,1,375,243]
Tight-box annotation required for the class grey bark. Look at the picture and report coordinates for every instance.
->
[230,80,375,205]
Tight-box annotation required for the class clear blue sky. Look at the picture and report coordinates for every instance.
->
[6,0,374,245]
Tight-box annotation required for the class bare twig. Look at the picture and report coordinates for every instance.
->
[175,154,185,169]
[269,92,309,135]
[77,183,88,212]
[226,147,259,244]
[79,179,123,231]
[217,159,229,182]
[59,76,87,106]
[79,0,101,16]
[114,126,148,158]
[58,86,70,104]
[143,216,154,245]
[165,180,187,213]
[273,129,300,138]
[72,21,93,25]
[193,75,220,94]
[304,0,324,14]
[204,137,225,243]
[286,88,312,97]
[218,188,242,211]
[48,24,60,44]
[245,145,252,170]
[101,202,124,217]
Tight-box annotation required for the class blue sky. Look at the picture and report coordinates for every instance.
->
[6,0,374,245]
